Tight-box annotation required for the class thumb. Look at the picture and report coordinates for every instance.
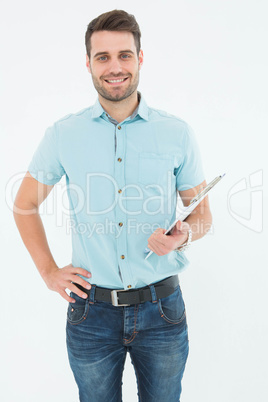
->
[174,220,189,236]
[175,220,183,232]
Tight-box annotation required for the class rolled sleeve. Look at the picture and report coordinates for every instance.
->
[27,124,65,185]
[175,123,205,191]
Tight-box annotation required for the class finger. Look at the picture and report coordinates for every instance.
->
[149,231,178,253]
[149,234,168,248]
[148,238,166,255]
[156,236,167,246]
[175,220,182,231]
[181,221,190,233]
[152,228,165,236]
[70,274,91,290]
[59,289,75,303]
[70,267,92,278]
[170,220,181,234]
[69,283,88,299]
[177,220,189,234]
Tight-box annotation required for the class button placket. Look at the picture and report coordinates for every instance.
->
[113,123,134,289]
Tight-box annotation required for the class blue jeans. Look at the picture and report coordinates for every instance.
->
[66,280,189,402]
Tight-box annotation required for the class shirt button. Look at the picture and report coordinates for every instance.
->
[117,158,122,162]
[121,255,125,259]
[118,189,122,193]
[119,222,123,227]
[118,126,121,130]
[127,285,132,289]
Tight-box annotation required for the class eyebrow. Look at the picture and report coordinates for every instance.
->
[93,49,135,59]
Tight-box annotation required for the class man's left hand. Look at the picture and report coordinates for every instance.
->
[147,220,190,256]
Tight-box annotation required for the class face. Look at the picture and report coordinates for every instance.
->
[86,30,143,102]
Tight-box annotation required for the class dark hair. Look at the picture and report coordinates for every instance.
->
[85,9,141,59]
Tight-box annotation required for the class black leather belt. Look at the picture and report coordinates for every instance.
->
[74,275,179,307]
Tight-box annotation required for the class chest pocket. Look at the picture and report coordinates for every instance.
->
[138,152,174,186]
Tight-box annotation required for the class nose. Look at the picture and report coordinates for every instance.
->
[107,57,123,75]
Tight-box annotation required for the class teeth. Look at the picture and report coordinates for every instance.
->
[107,78,126,83]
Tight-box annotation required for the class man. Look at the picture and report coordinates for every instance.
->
[13,9,212,402]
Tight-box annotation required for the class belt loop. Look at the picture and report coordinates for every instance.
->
[89,284,96,304]
[148,284,157,303]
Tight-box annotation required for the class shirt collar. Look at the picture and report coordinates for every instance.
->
[91,91,149,121]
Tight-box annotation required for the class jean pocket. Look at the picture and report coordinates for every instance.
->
[138,152,174,186]
[157,284,186,324]
[67,292,90,325]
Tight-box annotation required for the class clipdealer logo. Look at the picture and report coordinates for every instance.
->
[7,170,177,222]
[227,169,263,233]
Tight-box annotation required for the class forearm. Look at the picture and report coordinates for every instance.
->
[13,207,58,281]
[184,206,213,242]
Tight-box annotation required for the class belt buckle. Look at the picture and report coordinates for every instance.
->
[111,289,131,307]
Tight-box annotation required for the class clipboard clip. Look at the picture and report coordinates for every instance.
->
[189,174,225,206]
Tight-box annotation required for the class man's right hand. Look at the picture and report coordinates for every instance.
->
[43,263,92,303]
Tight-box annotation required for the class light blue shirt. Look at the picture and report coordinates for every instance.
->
[28,91,205,289]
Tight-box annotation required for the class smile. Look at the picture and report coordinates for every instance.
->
[104,77,129,85]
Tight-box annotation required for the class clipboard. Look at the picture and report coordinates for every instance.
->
[144,173,226,260]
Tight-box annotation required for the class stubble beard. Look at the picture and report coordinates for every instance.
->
[91,70,140,102]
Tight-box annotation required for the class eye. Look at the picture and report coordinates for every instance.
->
[121,54,130,59]
[98,56,107,61]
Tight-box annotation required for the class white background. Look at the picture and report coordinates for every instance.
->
[1,0,268,401]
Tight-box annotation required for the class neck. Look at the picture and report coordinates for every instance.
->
[98,91,139,123]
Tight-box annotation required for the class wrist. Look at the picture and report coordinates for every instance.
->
[175,227,192,253]
[40,263,59,282]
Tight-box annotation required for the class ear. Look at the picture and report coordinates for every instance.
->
[138,49,144,70]
[86,54,91,74]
